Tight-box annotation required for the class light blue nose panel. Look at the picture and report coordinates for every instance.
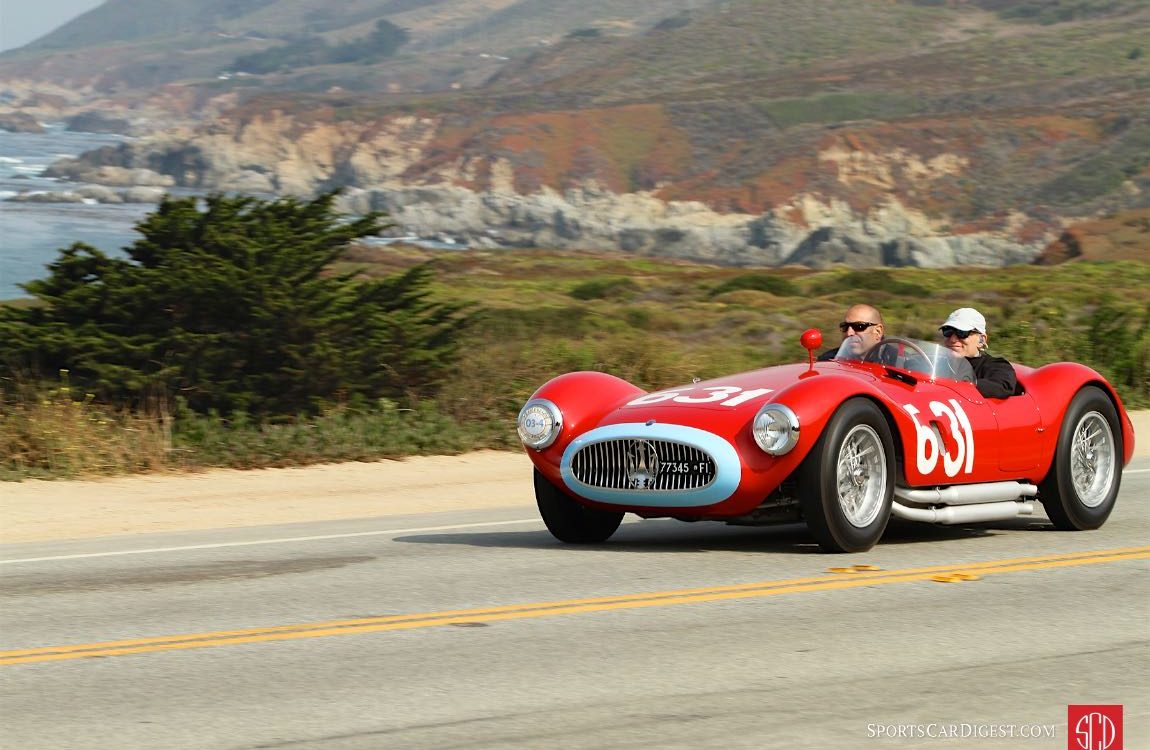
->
[560,422,741,507]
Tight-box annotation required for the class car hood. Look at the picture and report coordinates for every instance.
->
[597,361,873,423]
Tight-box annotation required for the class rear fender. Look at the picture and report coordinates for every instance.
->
[1022,363,1135,466]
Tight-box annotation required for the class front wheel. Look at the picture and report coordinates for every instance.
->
[798,399,895,553]
[1039,386,1123,530]
[534,469,624,544]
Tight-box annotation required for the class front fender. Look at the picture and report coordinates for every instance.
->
[749,372,894,479]
[525,371,645,469]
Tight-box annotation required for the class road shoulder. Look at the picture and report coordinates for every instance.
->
[3,411,1147,545]
[1,451,535,544]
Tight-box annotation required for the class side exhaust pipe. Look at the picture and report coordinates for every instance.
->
[892,500,1035,525]
[895,481,1039,506]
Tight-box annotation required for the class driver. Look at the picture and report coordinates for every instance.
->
[818,303,885,361]
[938,307,1019,398]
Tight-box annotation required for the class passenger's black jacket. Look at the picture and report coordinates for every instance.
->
[967,353,1019,399]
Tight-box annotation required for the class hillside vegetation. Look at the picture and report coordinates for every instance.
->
[7,0,1147,229]
[2,3,1149,479]
[5,250,1146,479]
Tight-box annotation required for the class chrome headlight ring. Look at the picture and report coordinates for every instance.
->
[517,398,563,450]
[752,403,800,456]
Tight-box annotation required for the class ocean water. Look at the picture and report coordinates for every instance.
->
[0,124,152,300]
[0,124,472,300]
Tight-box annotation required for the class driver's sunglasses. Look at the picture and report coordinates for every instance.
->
[839,321,878,333]
[940,326,975,340]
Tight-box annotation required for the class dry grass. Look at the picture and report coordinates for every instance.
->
[0,377,172,480]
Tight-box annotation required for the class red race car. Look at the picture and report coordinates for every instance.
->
[516,330,1135,552]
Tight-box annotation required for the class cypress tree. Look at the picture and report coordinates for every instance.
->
[0,192,471,417]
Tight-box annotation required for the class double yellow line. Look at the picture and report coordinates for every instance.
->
[4,546,1147,666]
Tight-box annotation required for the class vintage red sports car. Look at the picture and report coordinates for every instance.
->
[516,330,1135,552]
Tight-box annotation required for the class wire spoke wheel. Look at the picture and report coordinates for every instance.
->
[1069,411,1116,508]
[1040,386,1123,531]
[799,398,895,553]
[835,425,886,528]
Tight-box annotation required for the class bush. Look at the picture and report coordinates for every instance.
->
[1076,297,1150,395]
[569,277,639,300]
[809,269,930,298]
[711,273,800,298]
[0,192,472,419]
[232,20,409,73]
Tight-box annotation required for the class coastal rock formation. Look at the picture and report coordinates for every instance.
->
[0,112,43,133]
[4,185,165,204]
[65,111,133,135]
[338,185,1047,267]
[39,111,1060,267]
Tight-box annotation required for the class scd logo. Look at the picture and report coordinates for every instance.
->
[1068,705,1123,750]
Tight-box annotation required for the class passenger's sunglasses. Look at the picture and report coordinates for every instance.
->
[839,321,879,333]
[940,326,976,340]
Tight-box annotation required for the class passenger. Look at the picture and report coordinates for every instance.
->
[818,303,885,361]
[938,307,1019,398]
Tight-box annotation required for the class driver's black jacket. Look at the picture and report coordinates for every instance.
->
[967,353,1019,399]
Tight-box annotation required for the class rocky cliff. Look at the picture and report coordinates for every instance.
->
[40,107,1062,267]
[6,0,1149,268]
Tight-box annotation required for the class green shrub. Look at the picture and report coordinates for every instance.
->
[232,20,409,73]
[171,399,512,469]
[809,269,930,298]
[711,273,800,298]
[569,277,640,300]
[0,192,472,419]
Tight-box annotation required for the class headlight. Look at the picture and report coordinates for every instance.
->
[517,398,562,449]
[752,403,799,455]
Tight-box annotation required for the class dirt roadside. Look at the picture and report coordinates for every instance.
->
[3,413,1147,545]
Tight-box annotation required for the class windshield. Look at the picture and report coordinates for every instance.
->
[833,335,975,384]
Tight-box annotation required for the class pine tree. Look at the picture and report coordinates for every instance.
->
[0,192,471,417]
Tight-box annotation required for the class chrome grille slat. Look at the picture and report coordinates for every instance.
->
[571,439,716,491]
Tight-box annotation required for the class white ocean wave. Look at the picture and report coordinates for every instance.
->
[0,156,23,164]
[0,190,17,200]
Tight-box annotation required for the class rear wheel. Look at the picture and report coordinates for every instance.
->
[799,399,895,553]
[1039,386,1122,530]
[535,469,624,543]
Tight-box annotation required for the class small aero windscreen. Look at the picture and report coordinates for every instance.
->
[834,336,975,384]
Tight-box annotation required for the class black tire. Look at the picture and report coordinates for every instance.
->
[1039,386,1123,530]
[798,398,895,553]
[535,469,624,544]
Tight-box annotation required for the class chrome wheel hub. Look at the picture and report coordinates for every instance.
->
[1070,411,1116,508]
[836,424,887,527]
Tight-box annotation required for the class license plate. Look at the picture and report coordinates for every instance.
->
[662,461,713,475]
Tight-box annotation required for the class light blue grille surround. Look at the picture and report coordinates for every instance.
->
[560,423,741,507]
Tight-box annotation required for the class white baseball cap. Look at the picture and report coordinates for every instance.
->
[939,307,986,334]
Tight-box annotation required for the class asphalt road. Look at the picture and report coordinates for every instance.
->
[2,460,1148,750]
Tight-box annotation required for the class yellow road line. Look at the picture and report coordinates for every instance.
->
[3,546,1148,666]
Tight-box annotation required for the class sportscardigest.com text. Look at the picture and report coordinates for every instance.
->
[867,723,1058,740]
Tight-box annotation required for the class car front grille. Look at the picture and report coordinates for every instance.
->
[570,438,717,491]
